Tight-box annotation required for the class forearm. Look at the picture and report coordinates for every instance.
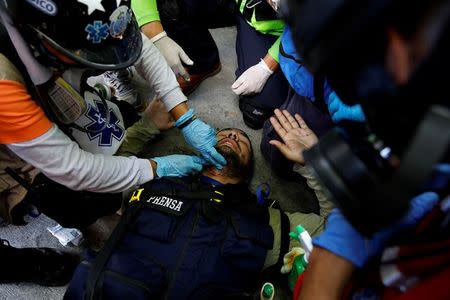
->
[7,125,154,193]
[294,164,334,217]
[299,247,355,300]
[263,53,279,72]
[141,21,164,39]
[134,32,187,111]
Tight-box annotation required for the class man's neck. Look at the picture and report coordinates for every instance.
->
[201,168,240,185]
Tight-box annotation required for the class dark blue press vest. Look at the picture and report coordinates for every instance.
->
[64,176,275,300]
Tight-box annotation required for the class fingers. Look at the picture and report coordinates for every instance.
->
[274,109,295,131]
[327,92,341,115]
[269,140,291,159]
[179,50,194,66]
[204,148,227,169]
[190,156,207,173]
[282,110,300,129]
[231,75,244,89]
[405,192,439,223]
[231,76,247,95]
[168,120,176,128]
[177,65,190,82]
[270,116,287,138]
[294,113,308,129]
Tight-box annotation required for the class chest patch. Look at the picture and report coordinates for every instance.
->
[145,195,188,216]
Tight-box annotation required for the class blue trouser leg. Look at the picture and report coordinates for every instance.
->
[157,0,235,74]
[235,16,289,129]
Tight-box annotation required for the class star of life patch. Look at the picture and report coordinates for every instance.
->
[85,20,109,44]
[71,90,125,156]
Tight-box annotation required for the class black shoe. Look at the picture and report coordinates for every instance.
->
[0,239,79,286]
[238,97,271,130]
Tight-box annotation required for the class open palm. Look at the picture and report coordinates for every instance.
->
[269,109,318,164]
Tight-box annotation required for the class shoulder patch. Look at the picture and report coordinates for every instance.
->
[26,0,58,16]
[0,54,25,84]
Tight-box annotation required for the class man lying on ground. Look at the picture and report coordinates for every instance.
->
[65,124,333,299]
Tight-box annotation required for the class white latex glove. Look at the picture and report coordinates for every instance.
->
[151,31,193,81]
[231,59,273,96]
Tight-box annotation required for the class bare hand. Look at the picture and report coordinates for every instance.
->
[143,98,175,131]
[269,109,318,164]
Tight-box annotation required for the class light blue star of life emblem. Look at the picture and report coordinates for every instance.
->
[85,21,110,44]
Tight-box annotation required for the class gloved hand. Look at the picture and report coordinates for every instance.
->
[231,59,273,96]
[176,109,226,169]
[152,31,193,81]
[327,91,366,123]
[152,155,206,177]
[313,192,439,268]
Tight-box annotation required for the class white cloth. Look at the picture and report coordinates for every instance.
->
[7,125,153,193]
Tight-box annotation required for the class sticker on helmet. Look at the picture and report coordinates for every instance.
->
[77,0,105,15]
[109,6,132,39]
[26,0,58,16]
[85,21,110,44]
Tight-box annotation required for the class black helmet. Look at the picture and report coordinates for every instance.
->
[2,0,142,70]
[283,0,450,235]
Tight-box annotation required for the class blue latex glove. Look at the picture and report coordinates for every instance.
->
[327,91,366,123]
[176,109,226,169]
[313,192,439,268]
[152,155,206,177]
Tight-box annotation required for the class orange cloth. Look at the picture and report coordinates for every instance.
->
[0,80,52,144]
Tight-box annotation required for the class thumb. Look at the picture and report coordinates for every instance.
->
[179,50,194,66]
[178,65,191,82]
[231,74,245,90]
[402,192,439,226]
[192,156,208,166]
[328,97,339,114]
[206,148,227,168]
[269,140,292,159]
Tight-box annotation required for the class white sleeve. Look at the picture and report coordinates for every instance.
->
[293,163,335,218]
[134,32,187,111]
[7,125,154,193]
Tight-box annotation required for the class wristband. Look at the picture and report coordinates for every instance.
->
[175,108,196,129]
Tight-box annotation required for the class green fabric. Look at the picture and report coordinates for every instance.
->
[237,0,284,61]
[268,36,281,62]
[116,116,161,157]
[131,0,160,27]
[248,9,284,36]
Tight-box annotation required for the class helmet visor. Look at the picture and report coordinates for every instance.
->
[34,16,142,71]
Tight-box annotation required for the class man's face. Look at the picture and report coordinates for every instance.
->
[214,129,253,181]
[216,129,252,166]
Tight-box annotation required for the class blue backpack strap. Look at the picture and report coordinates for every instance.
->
[85,200,143,300]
